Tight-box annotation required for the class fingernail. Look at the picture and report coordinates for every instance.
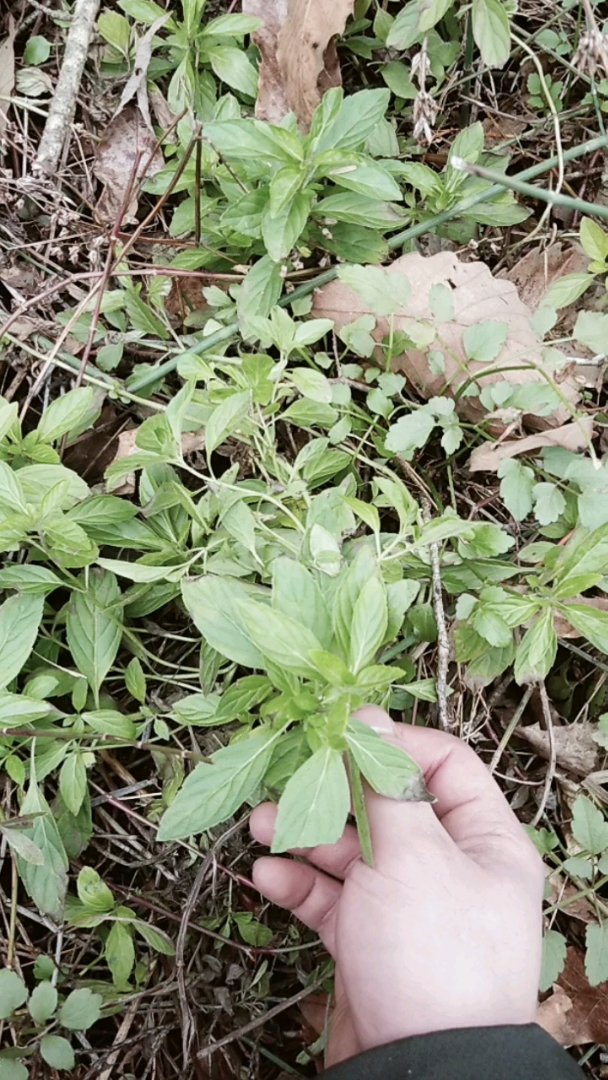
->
[354,706,393,734]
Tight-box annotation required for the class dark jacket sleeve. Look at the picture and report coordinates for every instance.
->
[323,1025,585,1080]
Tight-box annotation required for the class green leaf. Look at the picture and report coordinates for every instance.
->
[0,593,44,689]
[0,969,29,1019]
[105,921,135,990]
[580,218,608,264]
[552,525,608,598]
[533,482,566,526]
[171,691,221,726]
[182,575,264,668]
[333,546,377,658]
[463,319,508,362]
[337,264,410,317]
[386,1,422,49]
[262,190,311,261]
[545,272,595,309]
[272,557,332,650]
[66,569,123,703]
[539,930,567,992]
[157,731,276,841]
[291,367,333,404]
[15,784,68,919]
[132,921,176,955]
[272,747,350,852]
[82,709,136,738]
[559,603,608,654]
[419,0,452,32]
[24,35,51,65]
[237,597,323,679]
[77,866,115,912]
[232,912,273,947]
[386,408,436,459]
[574,311,608,355]
[58,988,103,1031]
[313,89,391,153]
[205,119,303,164]
[125,656,146,704]
[0,1061,29,1080]
[205,390,251,458]
[472,0,511,67]
[349,575,388,673]
[513,609,557,685]
[571,794,608,855]
[0,564,62,593]
[208,46,258,97]
[314,191,404,229]
[28,981,58,1024]
[345,719,429,800]
[498,459,534,521]
[586,923,608,987]
[0,826,44,865]
[59,752,88,816]
[40,1036,75,1071]
[35,387,99,444]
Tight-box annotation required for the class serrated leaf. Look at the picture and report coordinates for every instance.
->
[560,603,608,654]
[0,593,44,689]
[132,920,176,955]
[237,597,323,679]
[472,0,511,67]
[181,575,264,668]
[272,557,332,650]
[539,930,567,992]
[586,923,608,987]
[77,866,115,912]
[513,609,557,685]
[0,969,28,1019]
[272,747,350,853]
[28,981,58,1024]
[205,391,251,459]
[58,988,103,1031]
[157,731,276,841]
[337,264,411,317]
[498,459,534,521]
[571,794,608,855]
[349,575,388,673]
[385,408,436,458]
[345,719,429,800]
[66,569,123,705]
[105,921,135,990]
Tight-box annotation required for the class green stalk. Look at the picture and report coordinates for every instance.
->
[453,158,608,223]
[125,133,608,396]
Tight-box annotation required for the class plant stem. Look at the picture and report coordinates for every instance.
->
[453,159,608,223]
[117,133,608,396]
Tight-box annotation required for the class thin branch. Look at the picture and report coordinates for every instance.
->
[197,981,324,1061]
[34,0,101,174]
[423,499,451,732]
[531,682,557,828]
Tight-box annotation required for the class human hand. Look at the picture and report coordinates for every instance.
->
[249,706,545,1067]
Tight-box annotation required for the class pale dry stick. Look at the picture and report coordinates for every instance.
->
[422,499,451,733]
[531,681,557,828]
[97,995,140,1080]
[34,0,100,173]
[176,855,211,1062]
[489,685,534,775]
[512,32,565,231]
[197,981,324,1061]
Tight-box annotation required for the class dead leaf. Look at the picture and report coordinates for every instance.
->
[0,15,16,141]
[115,15,169,130]
[520,722,598,777]
[244,0,353,127]
[149,85,178,141]
[547,871,595,924]
[313,251,582,428]
[538,948,608,1045]
[500,243,589,312]
[299,993,331,1037]
[468,418,594,472]
[94,105,164,226]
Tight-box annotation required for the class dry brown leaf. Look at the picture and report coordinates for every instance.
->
[547,871,596,924]
[500,243,589,312]
[468,418,593,473]
[0,15,16,142]
[94,105,164,225]
[537,948,608,1045]
[244,0,353,127]
[520,722,598,777]
[312,251,582,428]
[115,15,169,129]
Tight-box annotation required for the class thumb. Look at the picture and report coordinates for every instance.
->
[353,707,542,878]
[353,706,451,865]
